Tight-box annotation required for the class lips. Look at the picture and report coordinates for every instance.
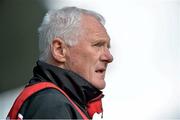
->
[95,68,105,73]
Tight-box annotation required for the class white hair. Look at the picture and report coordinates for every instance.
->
[38,7,105,61]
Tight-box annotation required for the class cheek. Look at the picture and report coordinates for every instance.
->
[71,54,97,78]
[67,47,100,77]
[68,53,89,72]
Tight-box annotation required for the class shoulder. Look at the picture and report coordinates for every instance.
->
[29,88,69,104]
[19,88,78,119]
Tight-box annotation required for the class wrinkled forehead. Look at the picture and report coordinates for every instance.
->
[80,14,110,39]
[81,14,104,29]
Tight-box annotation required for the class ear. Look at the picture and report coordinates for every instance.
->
[50,38,67,63]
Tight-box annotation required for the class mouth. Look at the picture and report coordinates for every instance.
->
[95,68,105,74]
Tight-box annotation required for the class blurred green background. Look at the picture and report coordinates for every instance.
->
[0,0,46,92]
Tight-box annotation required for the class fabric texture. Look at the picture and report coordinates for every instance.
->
[9,61,104,119]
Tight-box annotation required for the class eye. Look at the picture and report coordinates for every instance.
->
[93,42,104,47]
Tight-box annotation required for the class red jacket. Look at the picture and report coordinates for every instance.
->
[7,61,103,119]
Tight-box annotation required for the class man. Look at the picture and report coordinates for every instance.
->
[8,7,113,119]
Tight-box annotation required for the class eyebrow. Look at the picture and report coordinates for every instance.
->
[92,39,111,48]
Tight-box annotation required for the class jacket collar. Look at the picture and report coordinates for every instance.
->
[30,61,103,108]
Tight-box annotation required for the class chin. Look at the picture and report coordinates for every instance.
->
[96,82,106,90]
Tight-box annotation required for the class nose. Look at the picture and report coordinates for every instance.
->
[100,48,113,63]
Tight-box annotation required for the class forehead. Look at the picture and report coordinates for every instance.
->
[80,14,110,41]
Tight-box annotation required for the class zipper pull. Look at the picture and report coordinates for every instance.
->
[101,111,103,119]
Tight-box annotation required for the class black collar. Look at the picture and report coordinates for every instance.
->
[30,61,102,107]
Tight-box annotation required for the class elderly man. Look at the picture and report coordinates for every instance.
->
[8,7,113,119]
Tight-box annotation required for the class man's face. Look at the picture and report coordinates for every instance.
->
[65,15,113,90]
